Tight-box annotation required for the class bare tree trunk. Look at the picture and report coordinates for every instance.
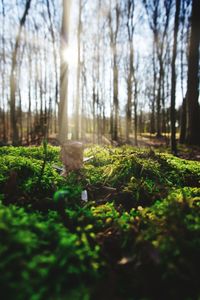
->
[92,82,96,143]
[109,2,120,142]
[113,53,119,141]
[180,95,187,144]
[185,0,200,145]
[170,0,181,155]
[125,0,135,143]
[156,58,163,137]
[80,41,87,140]
[134,86,138,146]
[59,0,71,143]
[1,0,7,143]
[46,0,59,137]
[27,80,32,144]
[150,44,156,134]
[18,88,23,144]
[74,0,82,140]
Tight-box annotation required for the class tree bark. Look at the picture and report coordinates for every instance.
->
[170,0,181,155]
[125,0,135,143]
[46,0,59,136]
[74,0,82,140]
[109,2,120,142]
[185,0,200,145]
[179,95,187,144]
[59,0,71,143]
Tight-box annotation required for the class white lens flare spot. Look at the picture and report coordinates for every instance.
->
[62,45,77,67]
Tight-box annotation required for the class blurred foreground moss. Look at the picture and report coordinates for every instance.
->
[0,204,101,300]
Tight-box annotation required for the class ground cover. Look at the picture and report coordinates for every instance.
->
[0,145,199,299]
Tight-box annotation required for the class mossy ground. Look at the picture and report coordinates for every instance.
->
[0,145,199,300]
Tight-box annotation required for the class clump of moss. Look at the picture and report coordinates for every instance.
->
[0,145,60,163]
[0,154,66,208]
[83,146,200,208]
[0,203,100,300]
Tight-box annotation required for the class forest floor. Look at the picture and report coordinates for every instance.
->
[82,132,200,161]
[137,134,200,161]
[0,144,200,300]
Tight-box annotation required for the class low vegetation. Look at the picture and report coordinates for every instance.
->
[0,145,200,299]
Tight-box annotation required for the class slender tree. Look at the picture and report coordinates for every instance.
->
[59,0,71,143]
[0,0,7,143]
[46,0,59,134]
[108,0,120,141]
[74,0,82,140]
[125,0,135,143]
[170,0,181,155]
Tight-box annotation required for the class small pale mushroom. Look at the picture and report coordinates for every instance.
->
[60,141,84,176]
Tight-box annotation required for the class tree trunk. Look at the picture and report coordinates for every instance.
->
[113,53,119,141]
[185,0,200,145]
[156,58,163,138]
[126,41,134,142]
[109,1,119,142]
[170,0,181,155]
[179,95,187,144]
[46,0,59,137]
[74,0,82,140]
[1,0,7,143]
[59,0,71,143]
[92,83,96,143]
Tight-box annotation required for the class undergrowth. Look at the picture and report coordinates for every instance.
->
[0,145,199,300]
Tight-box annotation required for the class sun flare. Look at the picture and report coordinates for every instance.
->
[62,45,77,67]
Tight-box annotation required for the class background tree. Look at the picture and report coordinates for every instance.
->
[185,0,200,146]
[170,0,181,155]
[59,0,71,143]
[108,0,120,141]
[125,0,135,143]
[74,0,82,140]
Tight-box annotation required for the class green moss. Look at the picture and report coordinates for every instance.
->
[84,146,200,207]
[0,154,66,208]
[0,145,200,299]
[0,204,100,300]
[0,145,60,163]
